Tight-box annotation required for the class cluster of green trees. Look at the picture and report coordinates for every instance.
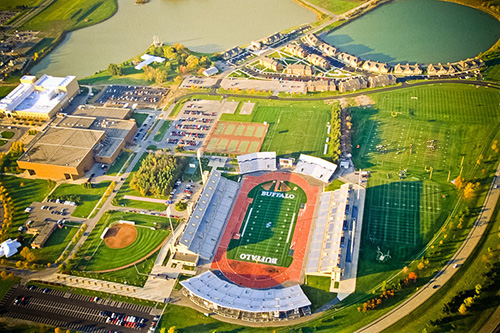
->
[329,103,341,162]
[0,141,24,173]
[0,183,13,242]
[130,153,185,197]
[107,63,123,76]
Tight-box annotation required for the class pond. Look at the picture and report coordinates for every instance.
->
[32,0,316,78]
[323,0,500,64]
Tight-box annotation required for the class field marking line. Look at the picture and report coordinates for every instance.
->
[240,207,253,237]
[286,213,296,244]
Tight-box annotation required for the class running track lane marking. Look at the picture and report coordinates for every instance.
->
[240,207,253,237]
[286,212,296,243]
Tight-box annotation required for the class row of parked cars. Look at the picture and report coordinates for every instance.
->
[100,311,147,329]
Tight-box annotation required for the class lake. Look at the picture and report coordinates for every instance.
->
[32,0,316,78]
[323,0,500,64]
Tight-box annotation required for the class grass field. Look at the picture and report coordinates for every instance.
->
[33,225,79,264]
[106,151,131,176]
[305,0,362,14]
[23,0,117,33]
[302,275,337,312]
[131,112,148,127]
[220,99,331,159]
[153,121,171,142]
[0,0,41,10]
[50,181,111,218]
[76,211,169,272]
[0,176,55,240]
[226,180,306,267]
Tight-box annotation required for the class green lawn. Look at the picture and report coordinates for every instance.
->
[0,86,15,99]
[78,69,150,86]
[0,131,15,139]
[49,181,111,218]
[153,120,171,142]
[131,112,148,127]
[106,151,131,176]
[220,99,332,159]
[76,211,169,272]
[0,277,20,301]
[226,180,306,267]
[33,225,79,264]
[0,0,41,10]
[385,196,500,332]
[305,0,363,14]
[0,176,55,240]
[158,304,248,333]
[302,275,337,312]
[23,0,117,33]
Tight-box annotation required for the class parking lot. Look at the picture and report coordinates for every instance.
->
[95,85,168,110]
[165,100,224,151]
[0,285,159,333]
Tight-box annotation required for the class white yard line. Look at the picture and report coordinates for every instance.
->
[240,207,253,237]
[286,213,296,244]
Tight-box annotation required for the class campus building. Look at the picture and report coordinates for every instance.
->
[337,52,360,68]
[393,63,422,76]
[0,74,78,119]
[284,44,308,58]
[17,108,137,180]
[304,33,320,47]
[427,63,456,76]
[318,43,337,57]
[259,57,283,71]
[337,77,368,93]
[307,80,336,92]
[368,74,397,88]
[361,60,390,74]
[306,54,330,69]
[294,154,337,183]
[181,271,312,322]
[237,152,277,174]
[222,47,244,60]
[285,64,314,76]
[26,219,58,249]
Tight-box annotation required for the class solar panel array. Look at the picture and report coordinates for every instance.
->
[237,152,277,174]
[306,184,351,276]
[181,271,311,313]
[179,171,239,260]
[294,154,337,183]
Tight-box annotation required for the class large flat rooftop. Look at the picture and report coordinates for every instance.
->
[18,127,104,167]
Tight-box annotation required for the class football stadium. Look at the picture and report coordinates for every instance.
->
[174,152,365,322]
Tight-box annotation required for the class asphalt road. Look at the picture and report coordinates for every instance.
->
[356,164,500,333]
[1,285,157,333]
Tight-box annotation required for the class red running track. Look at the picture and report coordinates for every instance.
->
[211,172,319,288]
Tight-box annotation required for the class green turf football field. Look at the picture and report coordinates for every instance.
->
[226,181,307,267]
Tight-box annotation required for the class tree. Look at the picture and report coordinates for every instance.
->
[168,327,178,333]
[458,303,468,314]
[463,182,479,199]
[464,297,474,308]
[454,175,464,190]
[475,283,482,295]
[108,63,122,76]
[54,327,63,333]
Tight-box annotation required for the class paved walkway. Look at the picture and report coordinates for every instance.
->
[357,163,500,332]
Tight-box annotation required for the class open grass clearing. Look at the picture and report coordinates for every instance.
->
[32,225,79,264]
[131,112,148,127]
[50,181,111,218]
[23,0,117,33]
[304,0,363,14]
[302,275,337,312]
[153,120,171,142]
[106,151,131,176]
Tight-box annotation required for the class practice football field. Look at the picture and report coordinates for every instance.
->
[226,180,307,267]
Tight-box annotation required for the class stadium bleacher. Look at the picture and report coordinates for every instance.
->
[306,184,352,283]
[181,271,311,321]
[237,152,277,174]
[178,171,239,260]
[294,154,337,183]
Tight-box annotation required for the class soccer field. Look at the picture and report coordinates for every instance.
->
[220,99,332,159]
[226,180,307,267]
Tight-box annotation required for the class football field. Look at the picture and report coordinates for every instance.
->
[226,180,306,267]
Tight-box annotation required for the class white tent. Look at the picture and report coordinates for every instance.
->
[0,239,21,258]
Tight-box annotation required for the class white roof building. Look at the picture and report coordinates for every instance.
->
[237,152,276,174]
[181,271,311,314]
[134,54,166,70]
[203,66,219,77]
[177,171,239,260]
[294,154,337,183]
[0,75,79,118]
[0,239,21,258]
